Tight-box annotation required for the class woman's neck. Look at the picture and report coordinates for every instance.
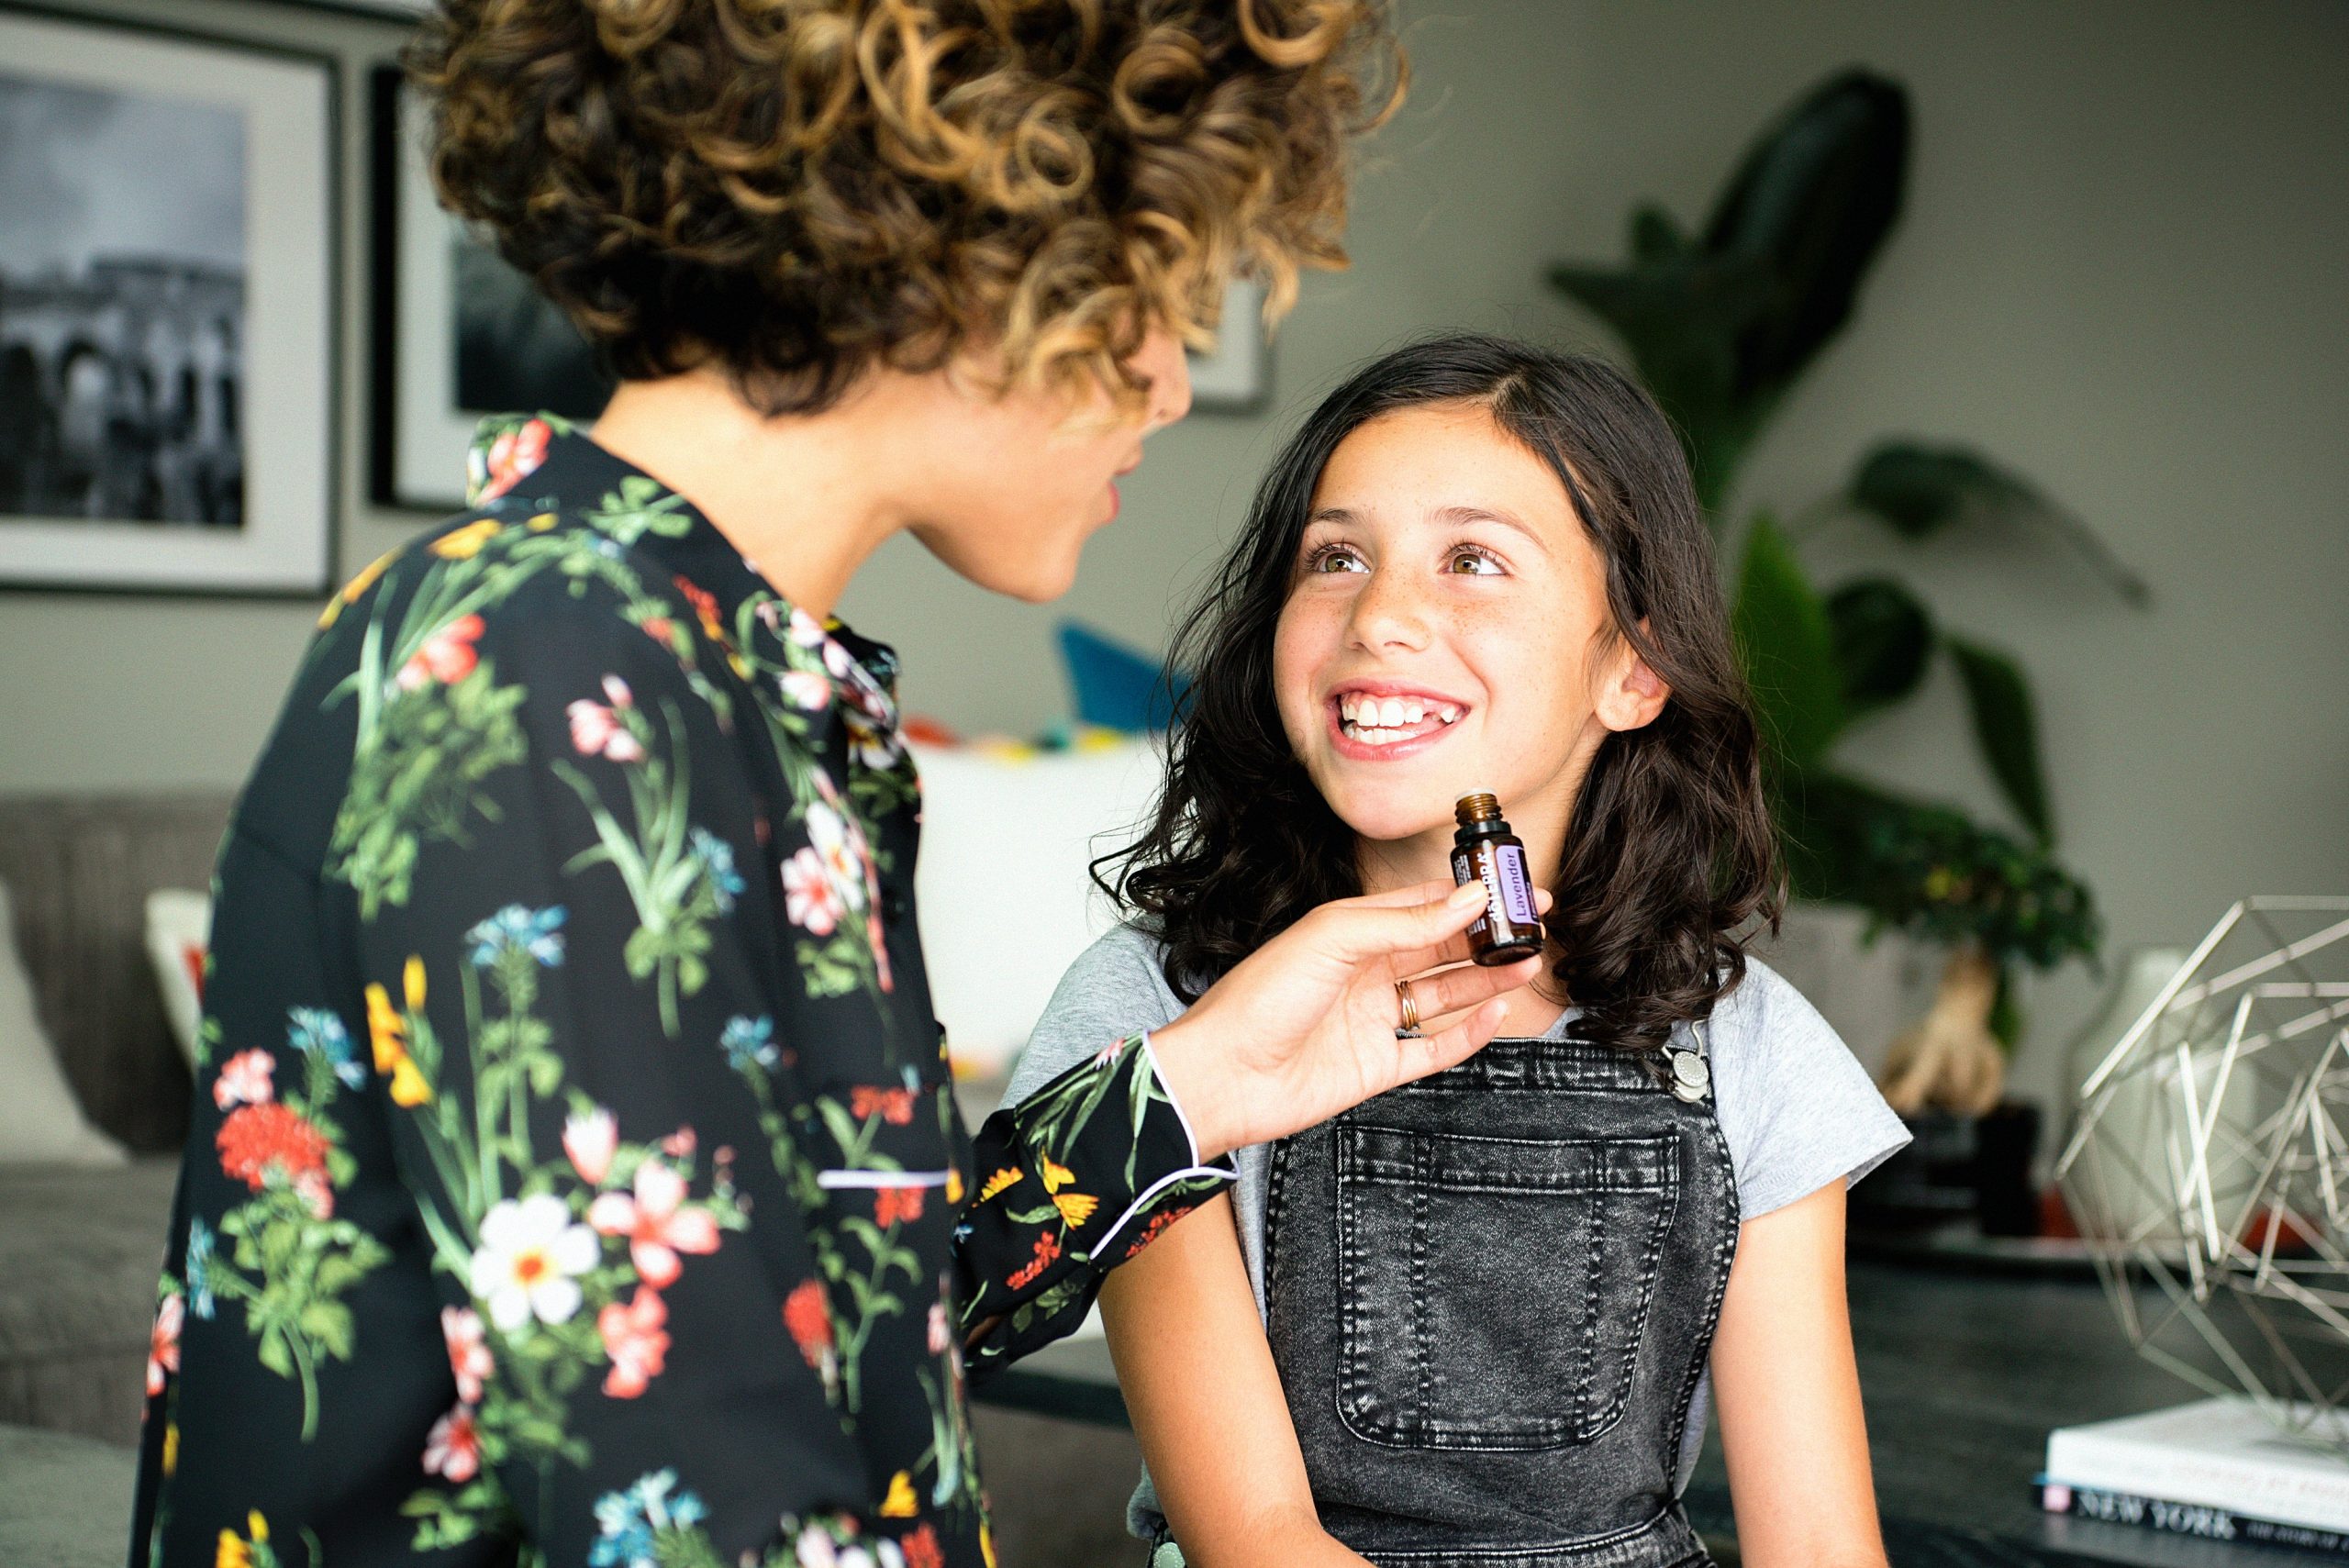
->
[590,368,920,619]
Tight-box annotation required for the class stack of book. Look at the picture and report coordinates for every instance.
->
[2041,1397,2349,1557]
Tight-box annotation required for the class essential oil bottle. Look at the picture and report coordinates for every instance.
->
[1451,793,1545,966]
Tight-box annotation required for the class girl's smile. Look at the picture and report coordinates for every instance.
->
[1326,681,1469,758]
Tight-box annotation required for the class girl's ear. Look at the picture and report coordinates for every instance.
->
[1596,622,1671,734]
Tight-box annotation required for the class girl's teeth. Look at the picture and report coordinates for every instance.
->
[1334,693,1464,742]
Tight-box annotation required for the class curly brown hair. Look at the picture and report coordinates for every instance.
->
[408,0,1400,415]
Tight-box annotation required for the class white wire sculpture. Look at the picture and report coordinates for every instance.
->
[2054,897,2349,1452]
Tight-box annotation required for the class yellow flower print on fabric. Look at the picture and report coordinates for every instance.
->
[215,1511,271,1568]
[317,550,397,629]
[978,1167,1022,1201]
[880,1469,918,1518]
[1041,1160,1074,1193]
[430,518,501,560]
[363,981,432,1107]
[1052,1191,1098,1229]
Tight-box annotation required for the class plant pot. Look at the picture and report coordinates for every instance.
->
[1853,1100,2043,1237]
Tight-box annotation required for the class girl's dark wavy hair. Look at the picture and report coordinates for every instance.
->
[1100,333,1784,1053]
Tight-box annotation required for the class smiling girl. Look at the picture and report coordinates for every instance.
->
[1011,335,1909,1568]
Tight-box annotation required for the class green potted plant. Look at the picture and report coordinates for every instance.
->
[1549,71,2144,1229]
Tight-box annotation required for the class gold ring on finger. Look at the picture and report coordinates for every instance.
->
[1395,977,1422,1037]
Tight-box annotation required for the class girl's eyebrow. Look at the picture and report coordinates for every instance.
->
[1306,503,1552,554]
[1431,503,1550,551]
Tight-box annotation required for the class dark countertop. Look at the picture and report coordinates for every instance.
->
[978,1261,2348,1568]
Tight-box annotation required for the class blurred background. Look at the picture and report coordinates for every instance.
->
[0,3,2343,1565]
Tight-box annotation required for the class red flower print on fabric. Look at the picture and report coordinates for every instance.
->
[396,614,484,691]
[567,692,646,762]
[476,418,550,502]
[874,1184,925,1228]
[395,610,485,690]
[849,1086,917,1126]
[217,1103,330,1192]
[1007,1230,1062,1290]
[597,1286,671,1399]
[440,1306,492,1405]
[586,1157,719,1290]
[674,575,727,642]
[423,1404,481,1482]
[901,1523,945,1568]
[782,849,843,937]
[212,1049,274,1111]
[783,1280,833,1368]
[147,1293,183,1396]
[1121,1204,1196,1260]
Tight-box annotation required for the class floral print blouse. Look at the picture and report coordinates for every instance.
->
[129,417,1235,1568]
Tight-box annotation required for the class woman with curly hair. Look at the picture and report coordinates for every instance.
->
[128,6,1556,1568]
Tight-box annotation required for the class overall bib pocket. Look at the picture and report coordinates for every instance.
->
[1333,1125,1681,1451]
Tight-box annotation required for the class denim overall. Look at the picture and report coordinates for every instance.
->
[1242,1029,1739,1568]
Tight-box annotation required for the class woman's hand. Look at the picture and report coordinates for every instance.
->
[1145,880,1547,1159]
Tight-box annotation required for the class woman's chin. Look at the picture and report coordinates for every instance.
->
[915,526,1085,603]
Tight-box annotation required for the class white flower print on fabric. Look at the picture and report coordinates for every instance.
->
[470,1194,600,1331]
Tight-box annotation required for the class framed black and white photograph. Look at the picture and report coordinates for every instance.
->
[372,69,613,514]
[0,7,335,595]
[1188,277,1270,411]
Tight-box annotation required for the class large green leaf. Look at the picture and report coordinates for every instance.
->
[1731,514,1847,772]
[1849,441,2150,606]
[1825,576,1934,717]
[1944,635,2053,844]
[1548,71,1909,514]
[1702,71,1911,401]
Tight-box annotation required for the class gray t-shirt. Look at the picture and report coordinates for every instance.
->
[1008,923,1910,1535]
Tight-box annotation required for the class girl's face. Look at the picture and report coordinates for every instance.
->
[906,328,1192,603]
[1273,401,1666,862]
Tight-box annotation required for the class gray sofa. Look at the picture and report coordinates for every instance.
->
[0,793,228,1447]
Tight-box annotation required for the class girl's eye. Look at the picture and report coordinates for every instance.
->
[1302,542,1368,575]
[1446,546,1506,576]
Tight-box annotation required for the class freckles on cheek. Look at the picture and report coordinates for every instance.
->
[1271,599,1329,740]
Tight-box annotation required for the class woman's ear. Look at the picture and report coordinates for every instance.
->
[1596,624,1671,733]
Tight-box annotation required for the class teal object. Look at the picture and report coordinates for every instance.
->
[1057,621,1190,732]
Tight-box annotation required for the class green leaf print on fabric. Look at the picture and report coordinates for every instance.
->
[551,690,740,1040]
[199,1009,393,1439]
[375,927,751,1549]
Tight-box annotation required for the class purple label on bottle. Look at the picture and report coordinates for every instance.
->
[1493,843,1537,926]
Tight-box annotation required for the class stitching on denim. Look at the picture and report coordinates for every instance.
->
[1656,1101,1740,1487]
[1341,1126,1677,1192]
[1410,1129,1431,1442]
[1362,1502,1702,1563]
[1576,1149,1683,1444]
[1332,1124,1686,1454]
[1575,1150,1603,1438]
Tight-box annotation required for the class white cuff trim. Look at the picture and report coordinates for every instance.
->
[1097,1162,1238,1255]
[1138,1029,1207,1168]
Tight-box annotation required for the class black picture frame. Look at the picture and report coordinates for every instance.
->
[0,2,339,599]
[368,66,614,515]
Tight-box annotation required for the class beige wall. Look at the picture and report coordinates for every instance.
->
[4,0,2343,1103]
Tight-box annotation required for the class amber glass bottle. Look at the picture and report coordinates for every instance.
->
[1451,793,1545,965]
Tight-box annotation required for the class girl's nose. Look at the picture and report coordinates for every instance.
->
[1346,566,1433,653]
